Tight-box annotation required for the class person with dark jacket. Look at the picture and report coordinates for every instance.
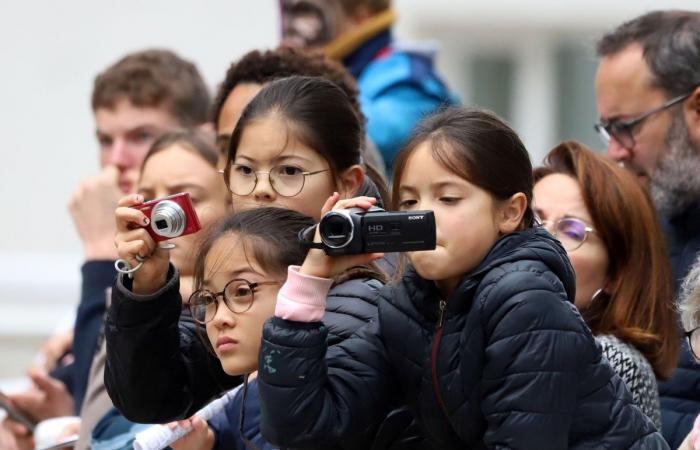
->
[594,11,700,447]
[106,77,419,448]
[258,108,668,449]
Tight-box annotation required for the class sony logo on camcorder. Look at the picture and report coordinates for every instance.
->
[408,215,424,220]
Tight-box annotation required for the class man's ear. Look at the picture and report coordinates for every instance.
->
[337,165,365,199]
[497,193,528,234]
[684,85,700,152]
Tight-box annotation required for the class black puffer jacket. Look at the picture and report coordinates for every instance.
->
[105,263,421,449]
[258,227,668,449]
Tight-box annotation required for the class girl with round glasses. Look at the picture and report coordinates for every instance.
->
[107,76,418,449]
[533,141,679,427]
[169,208,313,450]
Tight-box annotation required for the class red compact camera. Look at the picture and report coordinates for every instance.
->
[134,192,202,243]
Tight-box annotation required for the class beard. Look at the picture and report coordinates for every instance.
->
[650,112,700,217]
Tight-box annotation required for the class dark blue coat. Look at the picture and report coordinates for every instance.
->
[658,202,700,448]
[209,378,273,450]
[258,227,668,449]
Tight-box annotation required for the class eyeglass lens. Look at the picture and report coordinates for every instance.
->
[190,280,255,324]
[689,329,700,360]
[543,218,588,251]
[228,164,306,197]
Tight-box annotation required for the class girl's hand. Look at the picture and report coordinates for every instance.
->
[300,193,384,279]
[114,194,170,295]
[169,417,214,450]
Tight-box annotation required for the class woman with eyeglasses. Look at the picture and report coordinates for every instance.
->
[532,140,679,428]
[107,76,420,449]
[679,256,700,450]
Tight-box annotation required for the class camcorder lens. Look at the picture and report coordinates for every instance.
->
[320,213,353,248]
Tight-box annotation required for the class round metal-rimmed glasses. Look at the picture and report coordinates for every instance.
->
[188,278,281,325]
[685,327,700,361]
[539,217,596,252]
[220,164,329,198]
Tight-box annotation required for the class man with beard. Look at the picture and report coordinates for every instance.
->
[279,0,458,174]
[595,10,700,448]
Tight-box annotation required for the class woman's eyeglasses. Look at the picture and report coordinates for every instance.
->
[188,278,281,324]
[221,164,329,198]
[685,327,700,361]
[538,217,595,252]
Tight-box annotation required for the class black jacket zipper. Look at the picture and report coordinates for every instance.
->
[431,300,450,422]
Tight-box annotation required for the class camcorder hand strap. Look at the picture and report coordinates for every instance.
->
[298,225,324,250]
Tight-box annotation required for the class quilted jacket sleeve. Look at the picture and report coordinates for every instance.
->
[257,316,396,449]
[104,264,239,423]
[478,264,594,449]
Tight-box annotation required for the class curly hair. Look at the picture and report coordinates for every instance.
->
[211,46,360,127]
[92,49,211,127]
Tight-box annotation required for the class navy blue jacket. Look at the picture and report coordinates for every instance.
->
[258,227,668,449]
[209,378,273,450]
[659,202,700,448]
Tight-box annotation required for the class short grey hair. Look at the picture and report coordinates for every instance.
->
[597,10,700,97]
[679,255,700,331]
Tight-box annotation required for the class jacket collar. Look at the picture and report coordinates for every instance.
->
[323,9,395,78]
[399,227,576,320]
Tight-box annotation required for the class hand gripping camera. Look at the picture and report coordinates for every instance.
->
[299,207,436,255]
[134,192,202,243]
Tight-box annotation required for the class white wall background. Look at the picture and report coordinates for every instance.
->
[0,0,698,379]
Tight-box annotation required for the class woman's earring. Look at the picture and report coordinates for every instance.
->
[591,288,605,303]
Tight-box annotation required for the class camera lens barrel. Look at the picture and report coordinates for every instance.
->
[319,211,354,249]
[150,200,187,238]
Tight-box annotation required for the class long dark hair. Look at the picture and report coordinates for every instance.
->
[193,207,313,290]
[224,75,389,204]
[534,141,679,379]
[392,107,535,228]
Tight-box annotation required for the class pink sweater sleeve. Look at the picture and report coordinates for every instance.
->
[275,266,333,322]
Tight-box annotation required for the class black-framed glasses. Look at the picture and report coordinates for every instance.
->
[685,327,700,360]
[539,217,595,252]
[220,164,329,198]
[188,278,280,324]
[594,91,693,149]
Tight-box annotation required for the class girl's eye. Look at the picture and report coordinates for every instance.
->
[276,165,303,177]
[234,286,252,297]
[439,197,460,204]
[234,164,254,175]
[398,199,417,209]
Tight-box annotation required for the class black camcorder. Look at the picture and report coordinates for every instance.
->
[299,207,436,255]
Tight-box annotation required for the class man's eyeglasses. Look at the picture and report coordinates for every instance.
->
[538,217,595,252]
[220,164,329,197]
[188,278,281,324]
[594,91,694,149]
[685,327,700,361]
